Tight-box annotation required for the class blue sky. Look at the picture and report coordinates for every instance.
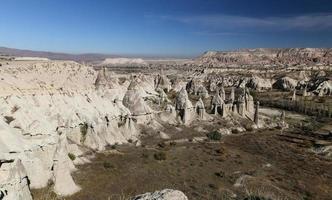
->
[0,0,332,57]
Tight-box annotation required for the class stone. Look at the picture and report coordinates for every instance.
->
[133,189,188,200]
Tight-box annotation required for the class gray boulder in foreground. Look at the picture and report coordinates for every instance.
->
[133,189,188,200]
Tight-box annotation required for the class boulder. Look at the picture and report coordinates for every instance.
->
[133,189,188,200]
[273,76,298,91]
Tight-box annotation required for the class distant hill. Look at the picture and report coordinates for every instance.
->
[196,48,332,66]
[0,46,191,63]
[0,47,117,63]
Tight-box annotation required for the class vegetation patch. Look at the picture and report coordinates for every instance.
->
[68,153,76,161]
[4,116,15,124]
[80,122,89,143]
[207,131,222,141]
[154,151,167,161]
[103,161,113,169]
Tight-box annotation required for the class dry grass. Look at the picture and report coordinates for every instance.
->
[32,187,60,200]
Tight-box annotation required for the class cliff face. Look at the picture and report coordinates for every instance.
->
[0,61,141,198]
[196,48,332,66]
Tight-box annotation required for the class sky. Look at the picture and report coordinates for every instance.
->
[0,0,332,57]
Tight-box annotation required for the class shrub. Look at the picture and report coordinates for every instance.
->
[4,116,15,124]
[207,131,222,141]
[214,171,225,178]
[103,161,113,169]
[80,122,89,143]
[11,105,19,113]
[154,151,167,161]
[244,196,269,200]
[68,153,76,161]
[169,141,177,146]
[127,139,133,143]
[317,97,326,103]
[142,152,149,159]
[158,142,166,148]
[246,126,254,132]
[232,129,240,134]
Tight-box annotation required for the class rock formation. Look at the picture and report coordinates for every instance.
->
[211,91,223,115]
[195,98,206,119]
[254,101,259,126]
[246,76,272,91]
[175,88,194,124]
[273,77,298,91]
[123,78,153,116]
[230,87,235,103]
[0,159,32,200]
[291,90,297,101]
[196,48,332,66]
[0,61,141,197]
[186,78,209,98]
[133,189,188,200]
[155,73,171,92]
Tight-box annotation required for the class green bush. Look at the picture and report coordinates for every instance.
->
[68,153,76,161]
[154,151,167,161]
[207,131,222,141]
[142,152,149,159]
[80,122,89,143]
[231,129,239,134]
[244,196,270,200]
[4,116,15,124]
[158,142,166,148]
[103,161,113,169]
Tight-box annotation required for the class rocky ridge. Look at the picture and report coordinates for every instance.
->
[196,48,332,66]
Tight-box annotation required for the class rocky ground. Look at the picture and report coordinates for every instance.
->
[32,110,332,200]
[1,49,331,200]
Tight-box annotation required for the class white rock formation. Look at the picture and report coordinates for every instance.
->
[0,61,141,197]
[314,80,332,96]
[53,133,80,196]
[246,75,272,91]
[155,74,172,92]
[133,189,188,200]
[195,98,206,119]
[175,88,194,124]
[101,58,147,66]
[123,78,153,116]
[0,159,32,200]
